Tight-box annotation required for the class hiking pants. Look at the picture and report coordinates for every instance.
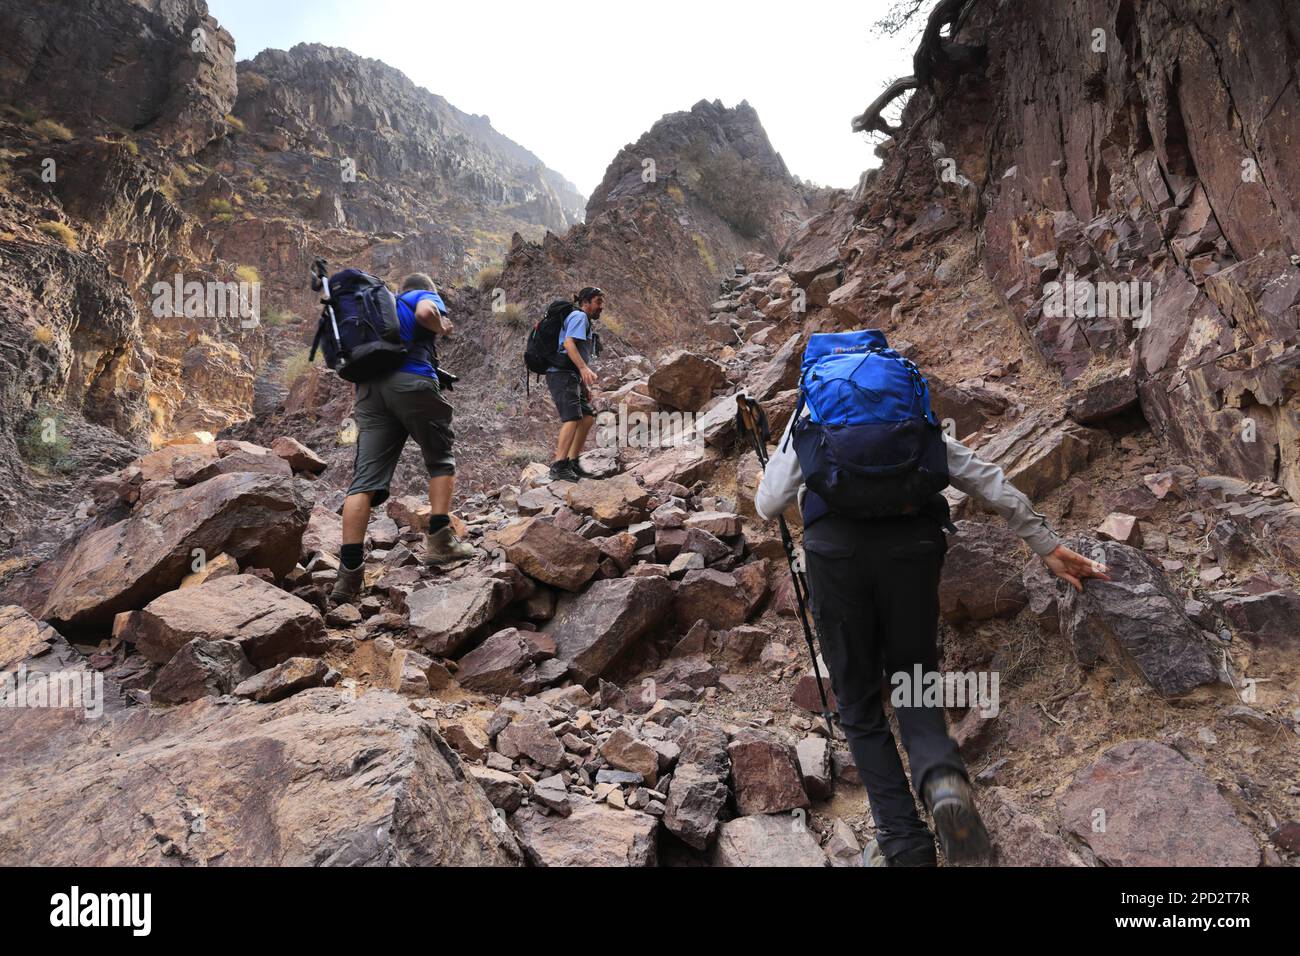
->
[802,512,967,859]
[346,371,455,507]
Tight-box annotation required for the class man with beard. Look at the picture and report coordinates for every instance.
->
[546,286,604,481]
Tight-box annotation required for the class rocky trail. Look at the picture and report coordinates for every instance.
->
[0,0,1298,869]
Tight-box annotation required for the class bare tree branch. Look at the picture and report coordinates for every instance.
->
[851,75,920,135]
[852,0,984,136]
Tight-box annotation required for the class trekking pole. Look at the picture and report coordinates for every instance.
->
[735,395,836,741]
[311,258,340,345]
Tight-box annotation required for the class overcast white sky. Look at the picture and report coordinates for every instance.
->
[207,0,920,197]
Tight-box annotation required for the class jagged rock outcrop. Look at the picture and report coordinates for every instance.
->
[0,687,520,866]
[0,0,238,156]
[588,99,815,246]
[960,0,1300,501]
[501,100,826,357]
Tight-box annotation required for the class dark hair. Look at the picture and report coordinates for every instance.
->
[401,272,436,292]
[576,286,604,304]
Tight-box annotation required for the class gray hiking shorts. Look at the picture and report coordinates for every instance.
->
[547,370,595,423]
[346,371,455,506]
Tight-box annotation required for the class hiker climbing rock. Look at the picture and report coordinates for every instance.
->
[311,267,476,606]
[529,287,604,482]
[753,329,1110,866]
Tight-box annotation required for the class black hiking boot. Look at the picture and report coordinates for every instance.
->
[924,771,992,865]
[548,459,579,482]
[569,457,601,480]
[862,839,937,867]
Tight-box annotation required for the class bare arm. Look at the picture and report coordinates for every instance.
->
[565,337,597,386]
[415,298,452,336]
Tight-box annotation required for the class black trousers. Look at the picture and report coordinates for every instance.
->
[803,512,966,858]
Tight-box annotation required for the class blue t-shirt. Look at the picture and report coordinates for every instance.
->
[395,289,447,378]
[548,309,590,373]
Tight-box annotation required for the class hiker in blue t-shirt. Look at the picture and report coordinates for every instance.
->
[545,286,604,482]
[332,273,474,605]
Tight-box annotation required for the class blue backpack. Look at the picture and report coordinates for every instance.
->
[789,329,949,518]
[308,263,407,383]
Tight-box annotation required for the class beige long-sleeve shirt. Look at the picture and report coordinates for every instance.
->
[754,413,1063,556]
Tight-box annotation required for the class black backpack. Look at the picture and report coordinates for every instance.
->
[308,260,407,383]
[525,299,579,375]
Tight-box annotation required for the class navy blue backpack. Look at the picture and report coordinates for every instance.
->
[308,262,407,383]
[789,329,949,518]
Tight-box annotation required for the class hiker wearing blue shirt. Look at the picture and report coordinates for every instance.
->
[545,286,604,482]
[332,273,474,606]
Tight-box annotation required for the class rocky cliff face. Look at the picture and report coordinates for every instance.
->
[1,0,238,157]
[0,1,587,550]
[966,0,1300,503]
[231,44,585,237]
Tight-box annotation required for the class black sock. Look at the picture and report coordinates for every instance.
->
[552,459,569,469]
[568,457,581,467]
[340,543,364,571]
[428,514,450,533]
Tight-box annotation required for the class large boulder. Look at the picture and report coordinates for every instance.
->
[709,813,828,867]
[728,728,809,815]
[629,445,717,487]
[233,657,331,703]
[675,569,752,630]
[1059,539,1217,697]
[982,787,1085,867]
[646,351,726,411]
[1057,740,1258,867]
[968,411,1106,500]
[0,689,520,865]
[511,798,658,866]
[150,639,255,705]
[563,473,651,528]
[41,472,309,636]
[663,762,729,851]
[129,574,328,669]
[401,577,511,657]
[270,436,327,474]
[0,604,63,671]
[494,518,601,591]
[455,628,556,694]
[747,333,804,401]
[496,714,564,768]
[939,521,1030,622]
[1214,588,1300,649]
[181,448,292,485]
[301,505,343,561]
[545,576,673,684]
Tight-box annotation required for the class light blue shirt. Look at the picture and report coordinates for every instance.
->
[548,309,591,373]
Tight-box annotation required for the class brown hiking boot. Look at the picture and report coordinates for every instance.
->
[424,526,475,565]
[330,562,365,606]
[924,771,992,865]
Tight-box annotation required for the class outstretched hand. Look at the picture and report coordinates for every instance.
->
[1043,545,1111,592]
